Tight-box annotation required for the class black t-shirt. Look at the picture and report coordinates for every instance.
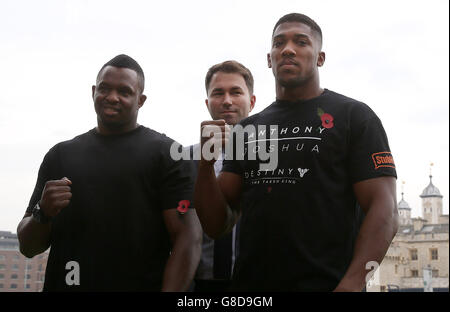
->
[26,126,196,291]
[222,89,397,291]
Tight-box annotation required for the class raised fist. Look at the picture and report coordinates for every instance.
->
[39,177,72,217]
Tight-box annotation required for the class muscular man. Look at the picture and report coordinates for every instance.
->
[193,60,255,292]
[195,13,398,291]
[17,54,202,291]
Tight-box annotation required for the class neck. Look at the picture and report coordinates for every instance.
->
[96,122,139,136]
[276,74,323,102]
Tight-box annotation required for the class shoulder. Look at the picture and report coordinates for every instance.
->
[323,89,381,123]
[49,129,94,152]
[139,126,173,144]
[324,90,369,109]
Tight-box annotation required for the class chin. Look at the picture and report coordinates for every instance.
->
[99,118,124,129]
[278,76,304,88]
[225,118,238,125]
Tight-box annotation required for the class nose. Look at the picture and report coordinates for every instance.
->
[281,41,296,57]
[222,93,232,107]
[105,90,120,103]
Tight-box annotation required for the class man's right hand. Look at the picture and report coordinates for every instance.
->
[39,177,72,217]
[200,120,231,165]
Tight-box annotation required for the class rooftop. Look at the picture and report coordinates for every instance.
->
[420,175,443,198]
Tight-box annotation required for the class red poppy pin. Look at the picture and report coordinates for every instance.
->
[177,200,190,215]
[317,108,334,129]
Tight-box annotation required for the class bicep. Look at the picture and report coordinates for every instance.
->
[353,176,397,214]
[162,208,202,245]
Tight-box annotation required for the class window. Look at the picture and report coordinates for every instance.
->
[26,284,31,289]
[26,274,31,280]
[38,264,43,271]
[0,255,5,260]
[0,264,5,270]
[432,270,439,278]
[10,284,17,289]
[0,284,3,288]
[430,249,438,260]
[27,264,32,270]
[12,263,19,270]
[11,274,18,279]
[411,270,419,277]
[410,249,418,261]
[395,265,398,274]
[13,254,20,260]
[0,273,4,279]
[380,286,386,292]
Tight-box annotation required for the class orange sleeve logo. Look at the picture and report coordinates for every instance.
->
[371,152,395,170]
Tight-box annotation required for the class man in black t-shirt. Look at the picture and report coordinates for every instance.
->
[195,13,399,291]
[17,54,202,291]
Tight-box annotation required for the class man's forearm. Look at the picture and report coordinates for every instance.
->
[17,215,51,258]
[335,203,399,291]
[194,161,232,239]
[161,235,202,291]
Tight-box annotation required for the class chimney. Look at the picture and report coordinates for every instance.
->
[412,218,426,232]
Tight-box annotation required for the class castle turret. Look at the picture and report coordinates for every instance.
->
[398,183,412,226]
[420,172,443,224]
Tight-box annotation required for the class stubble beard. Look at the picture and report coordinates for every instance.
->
[277,75,304,88]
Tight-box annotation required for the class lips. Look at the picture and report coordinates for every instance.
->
[103,106,120,115]
[279,58,298,68]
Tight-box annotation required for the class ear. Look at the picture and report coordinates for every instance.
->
[92,85,96,100]
[138,94,147,108]
[317,51,326,67]
[249,95,256,112]
[267,53,272,68]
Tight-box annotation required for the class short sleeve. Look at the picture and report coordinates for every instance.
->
[158,140,197,210]
[221,125,247,176]
[348,116,397,183]
[26,145,61,214]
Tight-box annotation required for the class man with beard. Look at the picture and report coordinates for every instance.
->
[195,13,398,291]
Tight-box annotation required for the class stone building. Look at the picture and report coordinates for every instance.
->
[0,231,48,292]
[367,174,449,292]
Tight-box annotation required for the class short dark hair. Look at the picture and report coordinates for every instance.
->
[272,13,322,47]
[97,54,145,92]
[205,60,254,95]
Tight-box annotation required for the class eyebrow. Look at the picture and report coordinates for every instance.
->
[98,81,135,92]
[273,33,311,40]
[211,86,244,92]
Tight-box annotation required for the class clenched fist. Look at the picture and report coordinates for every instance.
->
[200,119,231,164]
[39,177,72,217]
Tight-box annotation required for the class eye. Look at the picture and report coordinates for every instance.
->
[273,40,284,48]
[97,85,109,93]
[119,88,132,96]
